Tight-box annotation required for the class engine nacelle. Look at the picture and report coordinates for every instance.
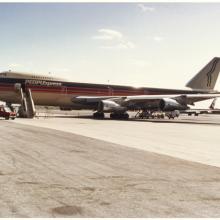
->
[159,98,188,111]
[98,100,126,113]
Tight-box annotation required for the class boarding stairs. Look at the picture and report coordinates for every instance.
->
[19,87,36,118]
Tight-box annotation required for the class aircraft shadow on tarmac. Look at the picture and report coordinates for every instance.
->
[36,114,220,126]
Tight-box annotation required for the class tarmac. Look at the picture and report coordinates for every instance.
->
[1,112,220,217]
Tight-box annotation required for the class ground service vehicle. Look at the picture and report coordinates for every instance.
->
[0,106,16,120]
[165,110,180,119]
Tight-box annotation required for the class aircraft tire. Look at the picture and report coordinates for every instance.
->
[93,112,104,119]
[110,113,129,120]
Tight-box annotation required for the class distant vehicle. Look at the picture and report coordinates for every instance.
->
[135,110,180,119]
[0,106,16,120]
[135,110,165,119]
[180,98,219,116]
[165,110,180,119]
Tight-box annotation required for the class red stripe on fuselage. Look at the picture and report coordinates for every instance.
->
[0,82,186,96]
[0,85,14,91]
[30,89,143,96]
[27,84,146,96]
[27,85,144,94]
[0,85,174,96]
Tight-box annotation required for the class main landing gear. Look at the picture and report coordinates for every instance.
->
[93,112,130,120]
[93,112,105,119]
[110,112,129,120]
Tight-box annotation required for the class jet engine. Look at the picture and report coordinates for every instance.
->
[98,100,127,113]
[159,98,188,111]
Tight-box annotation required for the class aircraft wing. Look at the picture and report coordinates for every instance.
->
[72,96,120,104]
[72,93,220,111]
[123,94,220,105]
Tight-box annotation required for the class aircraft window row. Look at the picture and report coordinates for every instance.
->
[31,76,53,80]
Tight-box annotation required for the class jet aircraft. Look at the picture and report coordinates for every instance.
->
[0,57,220,119]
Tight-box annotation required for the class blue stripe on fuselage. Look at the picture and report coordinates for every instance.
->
[0,78,25,84]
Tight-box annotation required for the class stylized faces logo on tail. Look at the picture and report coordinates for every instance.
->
[207,58,218,87]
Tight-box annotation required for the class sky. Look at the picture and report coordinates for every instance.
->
[1,2,220,108]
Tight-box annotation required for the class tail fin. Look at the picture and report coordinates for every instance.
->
[186,57,220,91]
